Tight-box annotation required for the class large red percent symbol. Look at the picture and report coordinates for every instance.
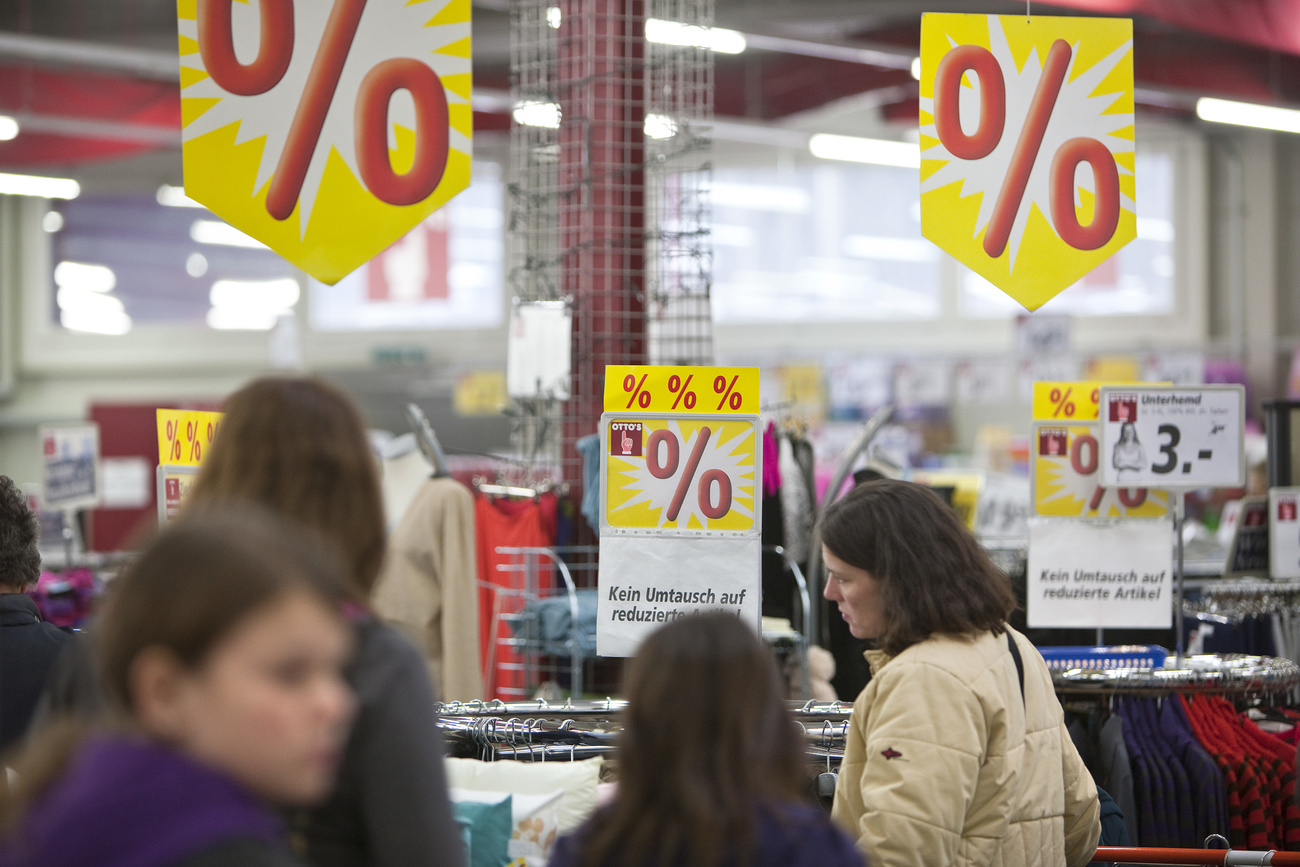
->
[646,428,733,522]
[933,40,1121,257]
[197,0,451,221]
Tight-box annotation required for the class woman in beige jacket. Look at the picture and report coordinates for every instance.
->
[821,480,1100,867]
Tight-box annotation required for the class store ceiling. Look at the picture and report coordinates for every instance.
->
[0,0,1296,172]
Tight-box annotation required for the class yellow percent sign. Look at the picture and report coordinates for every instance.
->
[604,366,759,415]
[178,0,472,283]
[605,417,758,533]
[920,14,1136,310]
[1032,422,1168,518]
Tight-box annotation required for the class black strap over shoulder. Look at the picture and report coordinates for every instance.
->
[1006,629,1025,706]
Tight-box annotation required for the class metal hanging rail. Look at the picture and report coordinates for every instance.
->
[1093,846,1300,865]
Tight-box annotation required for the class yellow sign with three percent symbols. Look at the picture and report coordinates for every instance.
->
[1032,421,1169,518]
[603,416,758,534]
[177,0,473,284]
[157,409,224,467]
[919,13,1136,311]
[604,366,759,416]
[1032,381,1111,420]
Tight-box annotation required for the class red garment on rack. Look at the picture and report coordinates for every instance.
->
[1179,695,1248,847]
[1181,696,1273,849]
[474,492,557,701]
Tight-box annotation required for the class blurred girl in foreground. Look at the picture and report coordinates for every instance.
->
[184,377,464,867]
[550,611,863,867]
[0,510,354,867]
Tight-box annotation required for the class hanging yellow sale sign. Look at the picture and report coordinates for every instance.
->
[157,409,224,467]
[919,14,1135,310]
[177,0,472,284]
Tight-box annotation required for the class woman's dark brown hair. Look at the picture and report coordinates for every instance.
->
[0,476,40,592]
[1,507,349,827]
[186,376,386,596]
[818,479,1016,657]
[576,612,805,867]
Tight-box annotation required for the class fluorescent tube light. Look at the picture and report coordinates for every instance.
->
[513,101,562,129]
[645,19,746,54]
[54,261,116,293]
[0,172,79,199]
[809,133,920,168]
[0,116,17,141]
[547,6,561,28]
[645,113,678,139]
[61,308,132,335]
[1196,97,1300,135]
[209,278,300,311]
[156,184,205,208]
[190,220,268,249]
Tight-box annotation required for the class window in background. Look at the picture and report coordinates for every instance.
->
[960,150,1175,318]
[49,192,295,334]
[308,163,504,331]
[710,163,942,323]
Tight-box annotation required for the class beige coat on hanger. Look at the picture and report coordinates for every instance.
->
[373,476,483,702]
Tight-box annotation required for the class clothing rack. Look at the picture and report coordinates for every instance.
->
[1052,653,1300,697]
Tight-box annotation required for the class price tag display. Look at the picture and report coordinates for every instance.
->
[41,424,101,510]
[1098,386,1245,488]
[604,366,759,416]
[157,409,224,468]
[1032,422,1169,518]
[1270,488,1300,580]
[602,416,758,534]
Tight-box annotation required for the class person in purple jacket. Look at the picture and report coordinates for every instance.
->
[550,612,864,867]
[0,509,355,867]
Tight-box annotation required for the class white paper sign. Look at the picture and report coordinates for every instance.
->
[1098,385,1245,489]
[1269,487,1300,579]
[1027,518,1173,628]
[40,423,101,510]
[507,301,572,399]
[596,535,761,657]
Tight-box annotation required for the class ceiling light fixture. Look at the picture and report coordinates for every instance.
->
[0,172,80,200]
[190,220,269,249]
[645,113,678,139]
[156,184,205,208]
[54,261,116,293]
[1196,97,1300,135]
[645,19,746,54]
[808,133,920,168]
[513,101,562,129]
[546,6,561,29]
[0,116,18,141]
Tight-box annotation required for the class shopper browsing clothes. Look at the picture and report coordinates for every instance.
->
[0,476,72,754]
[550,611,864,867]
[820,480,1100,867]
[0,510,354,867]
[183,377,465,867]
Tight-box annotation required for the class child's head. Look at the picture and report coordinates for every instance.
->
[620,612,803,799]
[96,508,355,805]
[187,376,386,597]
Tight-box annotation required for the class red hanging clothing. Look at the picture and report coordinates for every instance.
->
[474,492,557,701]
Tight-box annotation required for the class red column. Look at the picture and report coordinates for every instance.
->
[557,0,648,531]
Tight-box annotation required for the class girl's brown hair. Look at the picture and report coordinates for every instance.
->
[576,612,805,867]
[818,479,1017,657]
[186,376,386,596]
[1,507,349,827]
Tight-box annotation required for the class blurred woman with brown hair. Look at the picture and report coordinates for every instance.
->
[184,376,464,867]
[550,612,862,867]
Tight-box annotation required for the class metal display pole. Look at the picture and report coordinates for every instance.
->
[1175,490,1186,665]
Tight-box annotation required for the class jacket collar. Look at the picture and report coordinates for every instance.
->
[0,592,41,626]
[863,647,891,676]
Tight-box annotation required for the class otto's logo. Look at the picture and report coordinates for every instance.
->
[610,422,643,457]
[1108,394,1137,423]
